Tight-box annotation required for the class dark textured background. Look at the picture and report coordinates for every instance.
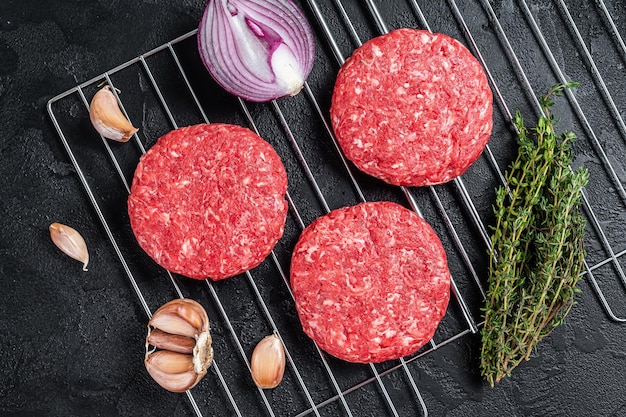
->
[2,0,626,416]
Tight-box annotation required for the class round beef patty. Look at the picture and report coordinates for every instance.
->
[128,123,288,280]
[331,28,493,186]
[290,202,451,363]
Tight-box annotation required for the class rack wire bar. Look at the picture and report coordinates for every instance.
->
[46,0,626,416]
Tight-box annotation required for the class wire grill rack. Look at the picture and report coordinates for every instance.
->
[47,0,626,415]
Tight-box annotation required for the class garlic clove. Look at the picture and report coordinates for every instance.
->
[173,299,208,332]
[148,299,208,338]
[148,312,199,339]
[146,328,195,355]
[89,85,138,142]
[146,350,195,374]
[250,334,286,389]
[49,222,89,271]
[144,350,200,393]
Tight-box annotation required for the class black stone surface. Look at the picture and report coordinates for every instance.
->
[2,0,626,416]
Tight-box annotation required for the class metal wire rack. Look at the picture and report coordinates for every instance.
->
[47,0,626,415]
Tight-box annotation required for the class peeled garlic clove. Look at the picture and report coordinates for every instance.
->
[89,85,138,142]
[145,350,200,393]
[145,299,213,393]
[250,334,286,389]
[49,222,89,271]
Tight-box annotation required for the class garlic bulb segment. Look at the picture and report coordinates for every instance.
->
[146,329,195,355]
[144,351,200,393]
[145,299,214,392]
[49,222,89,271]
[250,334,286,389]
[148,299,207,338]
[89,85,138,142]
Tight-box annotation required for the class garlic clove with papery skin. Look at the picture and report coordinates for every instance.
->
[89,85,138,142]
[145,299,213,393]
[147,304,204,339]
[49,222,89,271]
[146,329,195,355]
[144,350,199,393]
[250,333,286,389]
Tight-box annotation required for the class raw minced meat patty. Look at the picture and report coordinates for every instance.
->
[128,123,288,280]
[330,28,493,186]
[290,201,451,363]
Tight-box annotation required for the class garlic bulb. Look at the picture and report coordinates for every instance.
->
[49,222,89,271]
[145,299,213,392]
[250,333,286,389]
[89,85,138,142]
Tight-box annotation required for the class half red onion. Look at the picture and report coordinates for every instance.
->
[198,0,316,102]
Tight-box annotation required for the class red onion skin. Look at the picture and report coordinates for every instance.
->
[198,0,315,102]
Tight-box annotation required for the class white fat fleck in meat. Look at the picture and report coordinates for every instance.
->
[204,208,220,222]
[372,315,386,327]
[170,151,181,158]
[303,244,319,263]
[387,293,400,303]
[371,45,383,57]
[329,328,347,347]
[383,329,397,339]
[181,239,192,255]
[346,273,371,293]
[443,113,455,129]
[355,86,363,95]
[479,102,490,118]
[348,237,366,248]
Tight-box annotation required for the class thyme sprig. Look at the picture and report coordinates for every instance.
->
[480,82,589,387]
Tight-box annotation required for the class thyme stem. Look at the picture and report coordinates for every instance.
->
[480,82,588,387]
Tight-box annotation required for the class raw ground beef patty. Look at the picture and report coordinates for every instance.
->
[331,28,493,186]
[290,202,451,363]
[128,123,288,280]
